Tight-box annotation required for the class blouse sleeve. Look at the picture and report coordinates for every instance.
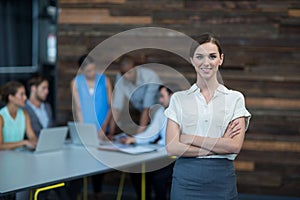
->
[232,93,251,131]
[164,94,181,126]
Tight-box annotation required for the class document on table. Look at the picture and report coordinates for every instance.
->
[98,143,158,154]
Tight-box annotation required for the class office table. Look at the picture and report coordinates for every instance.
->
[0,144,169,196]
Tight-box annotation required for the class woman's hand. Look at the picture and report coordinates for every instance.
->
[98,129,110,141]
[223,119,242,138]
[23,140,36,149]
[119,136,136,145]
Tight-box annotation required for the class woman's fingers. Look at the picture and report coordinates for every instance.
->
[229,126,241,138]
[230,120,239,130]
[225,120,241,138]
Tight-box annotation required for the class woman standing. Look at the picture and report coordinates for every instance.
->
[71,55,112,200]
[71,55,112,139]
[0,81,37,150]
[165,34,251,199]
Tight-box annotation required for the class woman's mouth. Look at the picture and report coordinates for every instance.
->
[200,67,212,73]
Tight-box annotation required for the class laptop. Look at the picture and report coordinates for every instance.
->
[68,122,99,147]
[68,121,82,145]
[68,122,158,154]
[27,127,68,153]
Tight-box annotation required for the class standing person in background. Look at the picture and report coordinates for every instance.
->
[71,54,112,200]
[165,33,251,199]
[109,56,161,199]
[72,55,112,139]
[0,81,37,150]
[109,55,161,139]
[24,76,54,136]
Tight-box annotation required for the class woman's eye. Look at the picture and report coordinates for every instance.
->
[209,55,216,60]
[196,55,203,60]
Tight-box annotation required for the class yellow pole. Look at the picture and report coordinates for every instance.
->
[116,172,126,200]
[34,183,65,200]
[141,163,146,200]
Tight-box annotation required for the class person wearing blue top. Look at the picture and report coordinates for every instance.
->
[0,81,37,150]
[119,84,178,200]
[72,55,112,138]
[71,55,112,200]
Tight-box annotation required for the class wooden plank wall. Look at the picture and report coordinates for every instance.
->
[57,0,300,197]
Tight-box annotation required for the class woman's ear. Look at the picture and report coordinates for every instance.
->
[219,53,224,66]
[8,94,13,102]
[190,57,195,67]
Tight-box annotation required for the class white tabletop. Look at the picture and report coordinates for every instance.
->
[0,144,168,195]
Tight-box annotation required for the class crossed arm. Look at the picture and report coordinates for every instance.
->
[165,117,246,157]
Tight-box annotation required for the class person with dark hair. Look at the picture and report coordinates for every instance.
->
[23,76,70,199]
[110,55,161,200]
[24,75,54,137]
[120,84,178,146]
[119,84,178,200]
[165,33,251,199]
[0,81,37,150]
[0,100,4,109]
[109,55,161,138]
[71,54,112,200]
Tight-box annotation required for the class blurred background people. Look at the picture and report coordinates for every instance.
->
[109,55,161,139]
[0,81,37,150]
[24,75,54,137]
[71,54,112,200]
[120,84,178,200]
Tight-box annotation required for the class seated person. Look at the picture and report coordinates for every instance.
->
[0,81,37,150]
[119,84,178,200]
[23,76,69,200]
[24,75,54,137]
[120,85,176,145]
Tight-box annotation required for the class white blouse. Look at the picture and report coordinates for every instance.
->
[164,83,251,160]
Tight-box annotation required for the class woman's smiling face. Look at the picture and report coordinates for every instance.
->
[191,42,224,80]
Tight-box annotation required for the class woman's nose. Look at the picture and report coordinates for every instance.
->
[203,57,210,66]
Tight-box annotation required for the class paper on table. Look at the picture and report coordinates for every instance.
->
[99,143,157,154]
[119,146,157,154]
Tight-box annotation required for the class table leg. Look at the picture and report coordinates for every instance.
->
[83,177,88,200]
[116,172,126,200]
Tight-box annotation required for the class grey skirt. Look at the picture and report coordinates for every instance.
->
[171,157,238,200]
